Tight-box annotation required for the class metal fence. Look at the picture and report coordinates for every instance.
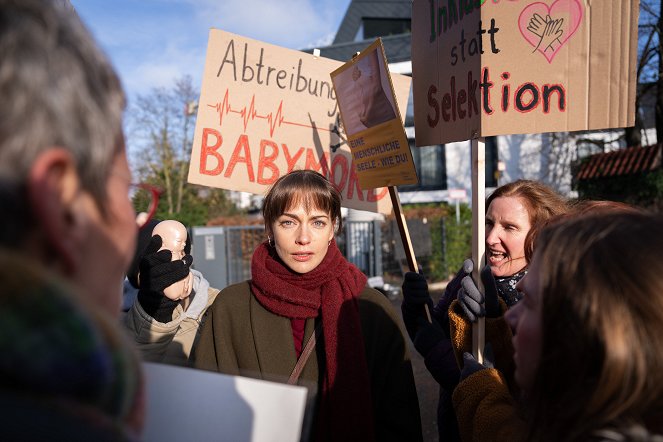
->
[191,220,382,290]
[337,220,382,277]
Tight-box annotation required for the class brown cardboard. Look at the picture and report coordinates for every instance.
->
[188,30,412,214]
[411,0,639,146]
[330,39,418,189]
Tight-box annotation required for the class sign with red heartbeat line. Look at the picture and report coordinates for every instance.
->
[207,89,335,138]
[188,29,412,214]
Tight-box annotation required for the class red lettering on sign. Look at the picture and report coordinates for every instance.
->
[346,167,364,201]
[224,134,255,182]
[304,148,330,176]
[330,155,349,195]
[368,187,389,202]
[258,140,279,185]
[200,128,224,175]
[282,143,305,172]
[196,131,387,206]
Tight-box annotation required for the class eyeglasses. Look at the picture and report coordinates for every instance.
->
[129,183,162,229]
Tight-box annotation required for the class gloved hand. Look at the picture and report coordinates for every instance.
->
[137,235,193,322]
[457,260,500,322]
[401,270,434,342]
[413,316,447,357]
[480,264,500,318]
[459,343,495,381]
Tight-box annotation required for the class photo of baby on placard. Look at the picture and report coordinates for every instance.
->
[333,47,397,137]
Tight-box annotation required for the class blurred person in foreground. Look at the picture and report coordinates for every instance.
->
[455,211,663,441]
[0,0,143,439]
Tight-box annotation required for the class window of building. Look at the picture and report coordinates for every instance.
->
[399,141,447,191]
[362,18,411,39]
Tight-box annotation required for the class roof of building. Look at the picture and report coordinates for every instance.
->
[301,0,412,64]
[302,33,411,63]
[333,0,412,44]
[575,144,662,181]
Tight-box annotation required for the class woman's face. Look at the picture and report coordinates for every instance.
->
[270,201,335,274]
[485,196,532,277]
[505,254,543,392]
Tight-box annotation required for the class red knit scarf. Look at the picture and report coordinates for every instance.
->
[251,240,375,441]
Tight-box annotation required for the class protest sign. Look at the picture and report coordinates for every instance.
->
[412,0,639,146]
[142,362,308,442]
[331,39,418,189]
[188,30,411,214]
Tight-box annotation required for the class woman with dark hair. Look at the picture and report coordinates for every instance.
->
[457,212,663,441]
[194,169,422,442]
[401,179,568,441]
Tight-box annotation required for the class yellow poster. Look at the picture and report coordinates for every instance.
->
[331,39,418,189]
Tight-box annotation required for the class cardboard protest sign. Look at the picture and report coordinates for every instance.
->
[412,0,639,146]
[188,30,411,214]
[331,39,418,189]
[142,362,308,442]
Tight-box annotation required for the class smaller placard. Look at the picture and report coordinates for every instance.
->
[331,39,418,189]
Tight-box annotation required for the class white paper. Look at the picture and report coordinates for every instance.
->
[142,362,308,442]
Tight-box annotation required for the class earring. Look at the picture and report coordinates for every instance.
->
[328,238,332,246]
[268,235,273,247]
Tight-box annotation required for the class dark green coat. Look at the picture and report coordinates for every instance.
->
[193,281,423,441]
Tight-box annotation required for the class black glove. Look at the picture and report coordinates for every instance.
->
[401,270,434,342]
[413,316,447,357]
[137,235,193,322]
[459,343,495,381]
[458,261,500,322]
[480,264,500,319]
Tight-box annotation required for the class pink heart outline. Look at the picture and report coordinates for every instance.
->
[518,0,584,63]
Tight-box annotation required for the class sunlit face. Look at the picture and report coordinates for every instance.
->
[505,254,543,392]
[270,201,335,274]
[485,196,532,277]
[75,150,137,315]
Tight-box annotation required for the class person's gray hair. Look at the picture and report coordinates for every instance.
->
[0,0,125,246]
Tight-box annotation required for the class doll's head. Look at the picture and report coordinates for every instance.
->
[152,220,187,260]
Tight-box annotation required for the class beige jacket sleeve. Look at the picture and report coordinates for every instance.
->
[448,298,517,389]
[123,287,219,366]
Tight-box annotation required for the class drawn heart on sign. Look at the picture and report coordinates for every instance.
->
[518,0,584,63]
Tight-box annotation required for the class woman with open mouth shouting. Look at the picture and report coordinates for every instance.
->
[401,179,568,442]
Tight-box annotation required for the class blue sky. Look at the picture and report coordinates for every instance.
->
[71,0,352,103]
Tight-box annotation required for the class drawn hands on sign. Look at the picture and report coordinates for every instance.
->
[518,0,583,63]
[527,13,564,54]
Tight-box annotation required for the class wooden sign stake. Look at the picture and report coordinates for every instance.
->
[471,138,486,363]
[388,186,432,322]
